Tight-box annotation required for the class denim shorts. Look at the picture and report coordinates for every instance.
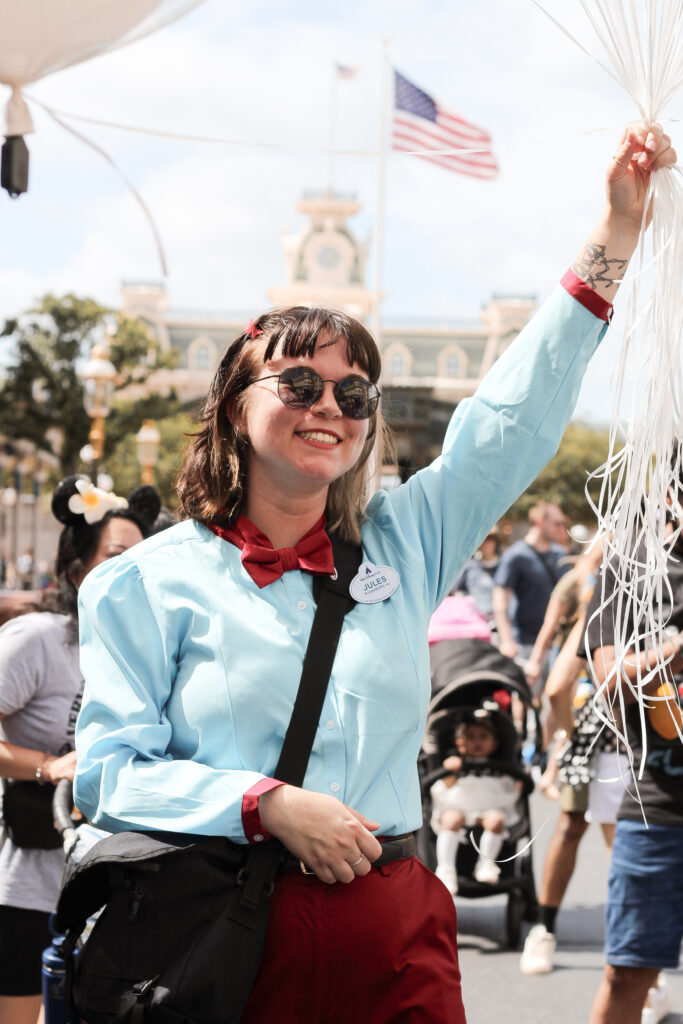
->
[606,819,683,969]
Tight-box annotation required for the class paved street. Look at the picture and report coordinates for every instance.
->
[455,792,683,1023]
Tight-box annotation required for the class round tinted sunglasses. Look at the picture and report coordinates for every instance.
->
[248,366,380,420]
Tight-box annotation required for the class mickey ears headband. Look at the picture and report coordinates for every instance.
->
[51,476,161,530]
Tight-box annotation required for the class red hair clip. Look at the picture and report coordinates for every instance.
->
[245,319,261,339]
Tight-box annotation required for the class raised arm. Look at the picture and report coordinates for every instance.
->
[374,123,676,612]
[571,123,675,301]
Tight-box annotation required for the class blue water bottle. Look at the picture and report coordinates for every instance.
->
[42,915,80,1024]
[521,740,536,765]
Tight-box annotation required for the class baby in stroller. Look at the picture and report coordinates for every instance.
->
[431,708,523,894]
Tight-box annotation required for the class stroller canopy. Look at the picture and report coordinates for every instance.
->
[430,637,530,704]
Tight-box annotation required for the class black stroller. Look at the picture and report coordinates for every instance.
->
[418,638,540,948]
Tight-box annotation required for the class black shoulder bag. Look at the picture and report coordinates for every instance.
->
[55,535,361,1024]
[2,778,63,849]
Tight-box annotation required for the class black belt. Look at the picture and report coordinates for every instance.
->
[280,832,417,875]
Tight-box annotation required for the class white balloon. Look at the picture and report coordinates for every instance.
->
[0,1,161,86]
[0,0,204,132]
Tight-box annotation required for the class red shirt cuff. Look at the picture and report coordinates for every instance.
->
[560,268,613,323]
[241,778,286,843]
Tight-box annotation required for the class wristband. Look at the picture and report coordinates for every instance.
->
[35,755,50,783]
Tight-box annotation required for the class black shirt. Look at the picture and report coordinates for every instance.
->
[580,541,683,826]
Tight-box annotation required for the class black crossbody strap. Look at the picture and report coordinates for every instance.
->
[525,541,559,589]
[274,535,360,785]
[238,534,361,910]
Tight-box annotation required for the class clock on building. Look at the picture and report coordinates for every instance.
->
[317,245,341,269]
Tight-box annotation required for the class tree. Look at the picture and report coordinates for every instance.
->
[505,421,611,525]
[105,411,197,508]
[0,294,179,476]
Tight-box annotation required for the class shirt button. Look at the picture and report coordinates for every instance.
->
[253,834,264,842]
[297,600,307,610]
[330,782,340,793]
[326,720,336,730]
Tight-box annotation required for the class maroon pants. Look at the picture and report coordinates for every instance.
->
[241,856,467,1024]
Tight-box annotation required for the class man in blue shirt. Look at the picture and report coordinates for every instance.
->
[493,501,569,686]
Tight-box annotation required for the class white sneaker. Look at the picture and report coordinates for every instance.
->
[474,857,500,885]
[642,974,672,1024]
[519,924,557,975]
[435,864,458,895]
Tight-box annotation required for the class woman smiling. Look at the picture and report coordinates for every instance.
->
[74,123,675,1022]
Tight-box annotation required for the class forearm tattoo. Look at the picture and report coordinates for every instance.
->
[571,243,628,291]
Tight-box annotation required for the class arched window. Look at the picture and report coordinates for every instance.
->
[384,343,412,379]
[194,345,210,370]
[445,352,461,377]
[439,344,467,379]
[188,336,216,371]
[389,351,405,377]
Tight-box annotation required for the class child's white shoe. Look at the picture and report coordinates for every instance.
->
[474,857,500,885]
[435,864,458,895]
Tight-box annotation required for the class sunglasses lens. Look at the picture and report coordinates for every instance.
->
[275,368,379,419]
[335,378,379,420]
[278,367,322,408]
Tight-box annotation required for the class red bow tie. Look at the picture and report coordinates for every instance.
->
[208,514,334,589]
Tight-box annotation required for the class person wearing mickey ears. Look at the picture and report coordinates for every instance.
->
[74,123,676,1023]
[0,476,159,1024]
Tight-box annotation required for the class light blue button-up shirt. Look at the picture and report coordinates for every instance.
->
[75,285,607,842]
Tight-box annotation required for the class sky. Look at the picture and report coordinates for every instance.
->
[0,0,679,424]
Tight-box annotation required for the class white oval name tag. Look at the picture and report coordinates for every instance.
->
[349,561,400,604]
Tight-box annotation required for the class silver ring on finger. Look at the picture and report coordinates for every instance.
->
[349,854,364,867]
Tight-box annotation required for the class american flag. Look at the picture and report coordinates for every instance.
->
[392,70,498,180]
[336,64,358,79]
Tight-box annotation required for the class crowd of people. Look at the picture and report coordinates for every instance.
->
[448,496,679,1024]
[0,121,678,1024]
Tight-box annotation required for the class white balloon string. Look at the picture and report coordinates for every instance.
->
[25,93,667,159]
[32,97,168,277]
[531,0,624,88]
[541,0,683,801]
[20,94,632,287]
[468,810,555,864]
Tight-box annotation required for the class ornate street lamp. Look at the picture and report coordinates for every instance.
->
[31,450,58,589]
[12,440,35,585]
[0,442,15,588]
[82,345,117,479]
[135,420,161,486]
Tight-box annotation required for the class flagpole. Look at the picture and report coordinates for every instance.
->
[366,38,390,496]
[327,63,337,195]
[371,38,390,350]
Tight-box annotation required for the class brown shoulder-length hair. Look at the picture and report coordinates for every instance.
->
[176,306,394,544]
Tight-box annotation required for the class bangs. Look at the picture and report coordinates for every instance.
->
[261,307,381,383]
